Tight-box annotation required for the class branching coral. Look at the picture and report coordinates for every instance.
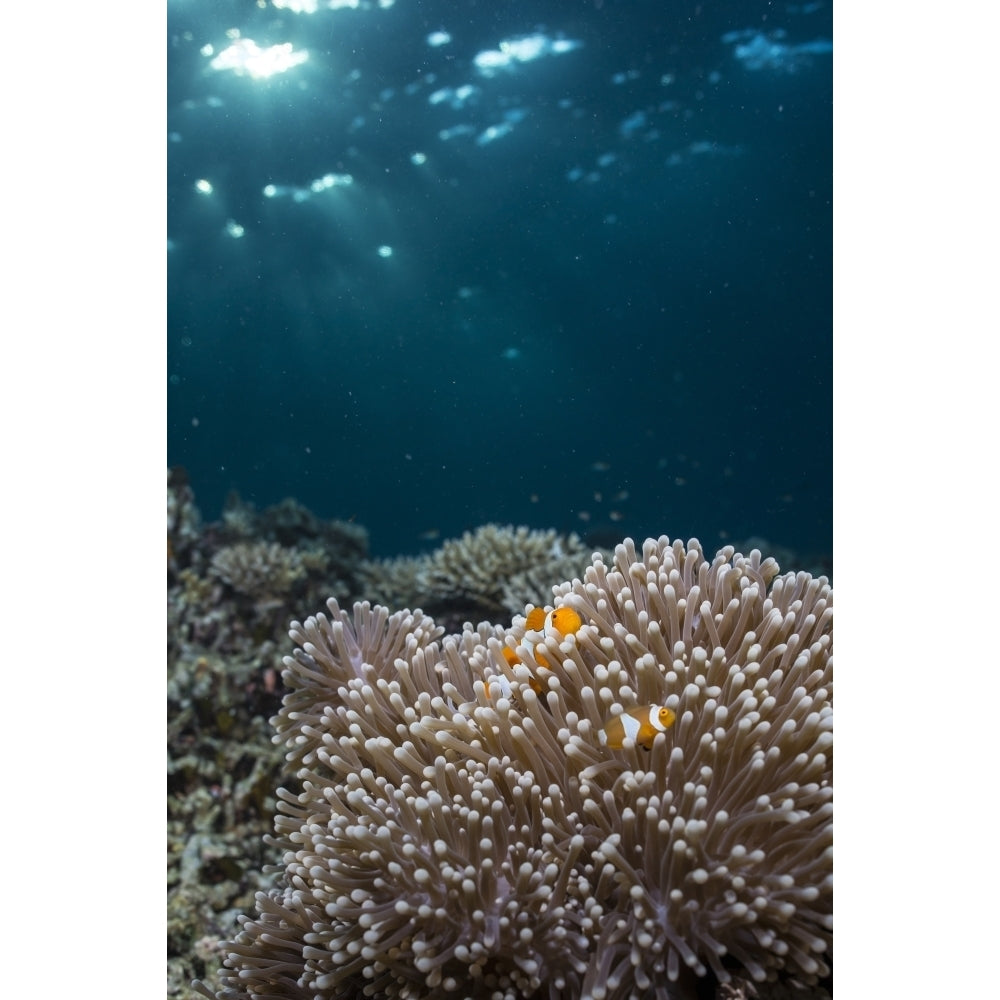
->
[168,467,203,577]
[358,523,594,627]
[419,524,591,616]
[210,542,308,603]
[195,536,832,1000]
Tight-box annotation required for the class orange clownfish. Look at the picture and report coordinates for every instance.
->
[503,606,584,670]
[599,705,677,750]
[491,606,584,697]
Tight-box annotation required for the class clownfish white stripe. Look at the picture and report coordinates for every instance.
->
[599,704,676,750]
[486,606,584,701]
[502,606,583,671]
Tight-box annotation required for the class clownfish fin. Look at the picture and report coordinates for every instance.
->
[525,607,547,632]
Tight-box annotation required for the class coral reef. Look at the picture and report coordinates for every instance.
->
[210,541,308,604]
[168,467,203,578]
[191,536,832,1000]
[419,523,591,618]
[168,484,373,996]
[168,480,629,998]
[167,649,288,997]
[358,524,596,631]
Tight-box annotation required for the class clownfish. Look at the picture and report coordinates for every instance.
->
[489,606,584,698]
[503,606,584,670]
[599,705,676,750]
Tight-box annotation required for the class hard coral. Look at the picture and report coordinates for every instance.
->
[196,536,832,1000]
[210,541,307,603]
[425,523,593,623]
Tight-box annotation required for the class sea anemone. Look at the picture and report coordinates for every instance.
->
[196,536,832,1000]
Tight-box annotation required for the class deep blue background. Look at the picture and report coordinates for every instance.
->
[168,0,832,558]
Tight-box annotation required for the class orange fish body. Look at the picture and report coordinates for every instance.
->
[493,605,584,696]
[599,705,676,749]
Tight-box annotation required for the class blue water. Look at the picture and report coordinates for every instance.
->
[167,0,832,559]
